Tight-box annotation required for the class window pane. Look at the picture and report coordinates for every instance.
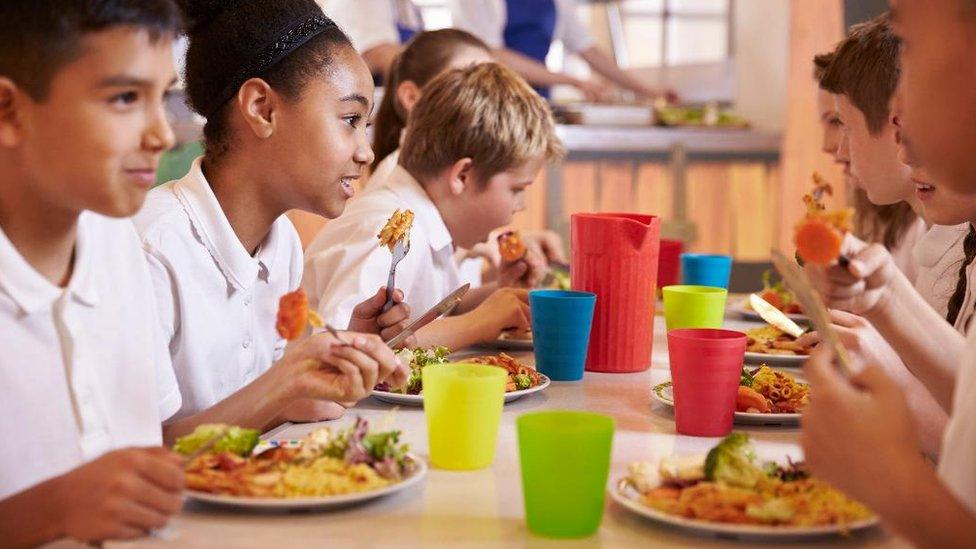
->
[666,18,727,64]
[669,0,728,14]
[623,15,664,67]
[622,0,665,12]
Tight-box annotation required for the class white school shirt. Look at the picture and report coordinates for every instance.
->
[303,165,462,327]
[914,223,973,330]
[448,0,594,55]
[367,151,483,288]
[0,213,180,499]
[133,158,303,421]
[321,0,421,52]
[937,321,976,515]
[889,216,927,284]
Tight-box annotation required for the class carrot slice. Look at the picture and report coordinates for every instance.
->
[276,289,310,341]
[794,217,844,266]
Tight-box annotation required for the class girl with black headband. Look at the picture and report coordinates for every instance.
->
[133,0,411,443]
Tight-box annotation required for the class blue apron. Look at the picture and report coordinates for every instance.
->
[503,0,557,98]
[395,0,423,44]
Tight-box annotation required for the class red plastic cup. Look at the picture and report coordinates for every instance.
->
[657,240,683,290]
[666,328,747,437]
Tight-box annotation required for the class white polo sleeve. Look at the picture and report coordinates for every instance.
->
[141,247,182,422]
[448,0,507,49]
[555,0,594,54]
[322,0,399,52]
[303,218,395,329]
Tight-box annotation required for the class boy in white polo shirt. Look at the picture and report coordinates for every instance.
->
[303,62,564,351]
[0,2,186,545]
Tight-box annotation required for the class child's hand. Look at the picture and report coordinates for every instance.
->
[276,398,346,424]
[801,346,921,511]
[469,288,531,342]
[498,249,547,289]
[803,234,900,315]
[274,332,407,403]
[795,310,908,382]
[522,230,567,265]
[54,447,184,542]
[348,287,415,347]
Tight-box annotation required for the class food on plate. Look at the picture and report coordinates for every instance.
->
[795,173,854,266]
[174,424,260,457]
[737,366,809,414]
[377,209,414,251]
[654,102,749,128]
[745,326,813,356]
[466,353,545,391]
[497,230,527,262]
[373,347,544,394]
[375,346,451,395]
[179,418,416,498]
[624,433,873,527]
[276,289,324,341]
[747,270,803,315]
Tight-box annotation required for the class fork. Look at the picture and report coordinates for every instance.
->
[382,238,410,312]
[324,323,351,347]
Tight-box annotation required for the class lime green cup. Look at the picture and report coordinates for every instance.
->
[423,363,507,470]
[516,411,615,538]
[662,285,728,330]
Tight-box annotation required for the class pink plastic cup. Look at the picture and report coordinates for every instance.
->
[657,239,683,290]
[666,328,747,437]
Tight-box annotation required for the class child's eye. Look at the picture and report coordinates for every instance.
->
[109,91,140,106]
[344,115,363,128]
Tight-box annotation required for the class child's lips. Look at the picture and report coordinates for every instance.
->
[339,177,357,198]
[125,168,156,188]
[914,180,935,200]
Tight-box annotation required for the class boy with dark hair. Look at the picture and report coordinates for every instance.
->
[0,1,187,544]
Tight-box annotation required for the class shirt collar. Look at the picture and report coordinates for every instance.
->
[385,165,454,252]
[173,157,279,291]
[0,212,99,315]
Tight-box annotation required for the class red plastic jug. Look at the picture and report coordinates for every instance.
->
[571,213,661,373]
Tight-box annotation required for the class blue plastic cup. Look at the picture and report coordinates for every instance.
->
[680,253,733,289]
[529,290,596,381]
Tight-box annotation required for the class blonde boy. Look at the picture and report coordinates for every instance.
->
[303,62,564,350]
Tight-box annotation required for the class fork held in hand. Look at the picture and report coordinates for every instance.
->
[383,239,410,312]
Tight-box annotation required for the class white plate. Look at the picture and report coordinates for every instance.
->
[744,351,807,367]
[372,373,551,407]
[610,479,879,540]
[734,299,809,324]
[651,379,802,426]
[184,455,427,511]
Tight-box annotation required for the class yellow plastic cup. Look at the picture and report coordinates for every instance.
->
[423,363,507,470]
[662,285,728,330]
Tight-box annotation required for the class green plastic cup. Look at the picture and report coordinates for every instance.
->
[516,411,615,538]
[423,363,507,470]
[662,285,728,330]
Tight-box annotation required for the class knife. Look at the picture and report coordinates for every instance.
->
[749,293,806,339]
[385,283,470,349]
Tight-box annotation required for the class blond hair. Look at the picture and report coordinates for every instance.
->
[399,62,564,185]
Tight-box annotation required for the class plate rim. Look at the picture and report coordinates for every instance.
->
[184,453,428,509]
[610,479,879,538]
[651,378,803,423]
[371,373,551,406]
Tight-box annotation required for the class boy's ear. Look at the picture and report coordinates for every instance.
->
[447,157,475,195]
[236,78,277,139]
[396,80,422,113]
[0,78,25,148]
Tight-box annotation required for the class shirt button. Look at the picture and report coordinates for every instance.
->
[243,337,251,349]
[243,294,252,306]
